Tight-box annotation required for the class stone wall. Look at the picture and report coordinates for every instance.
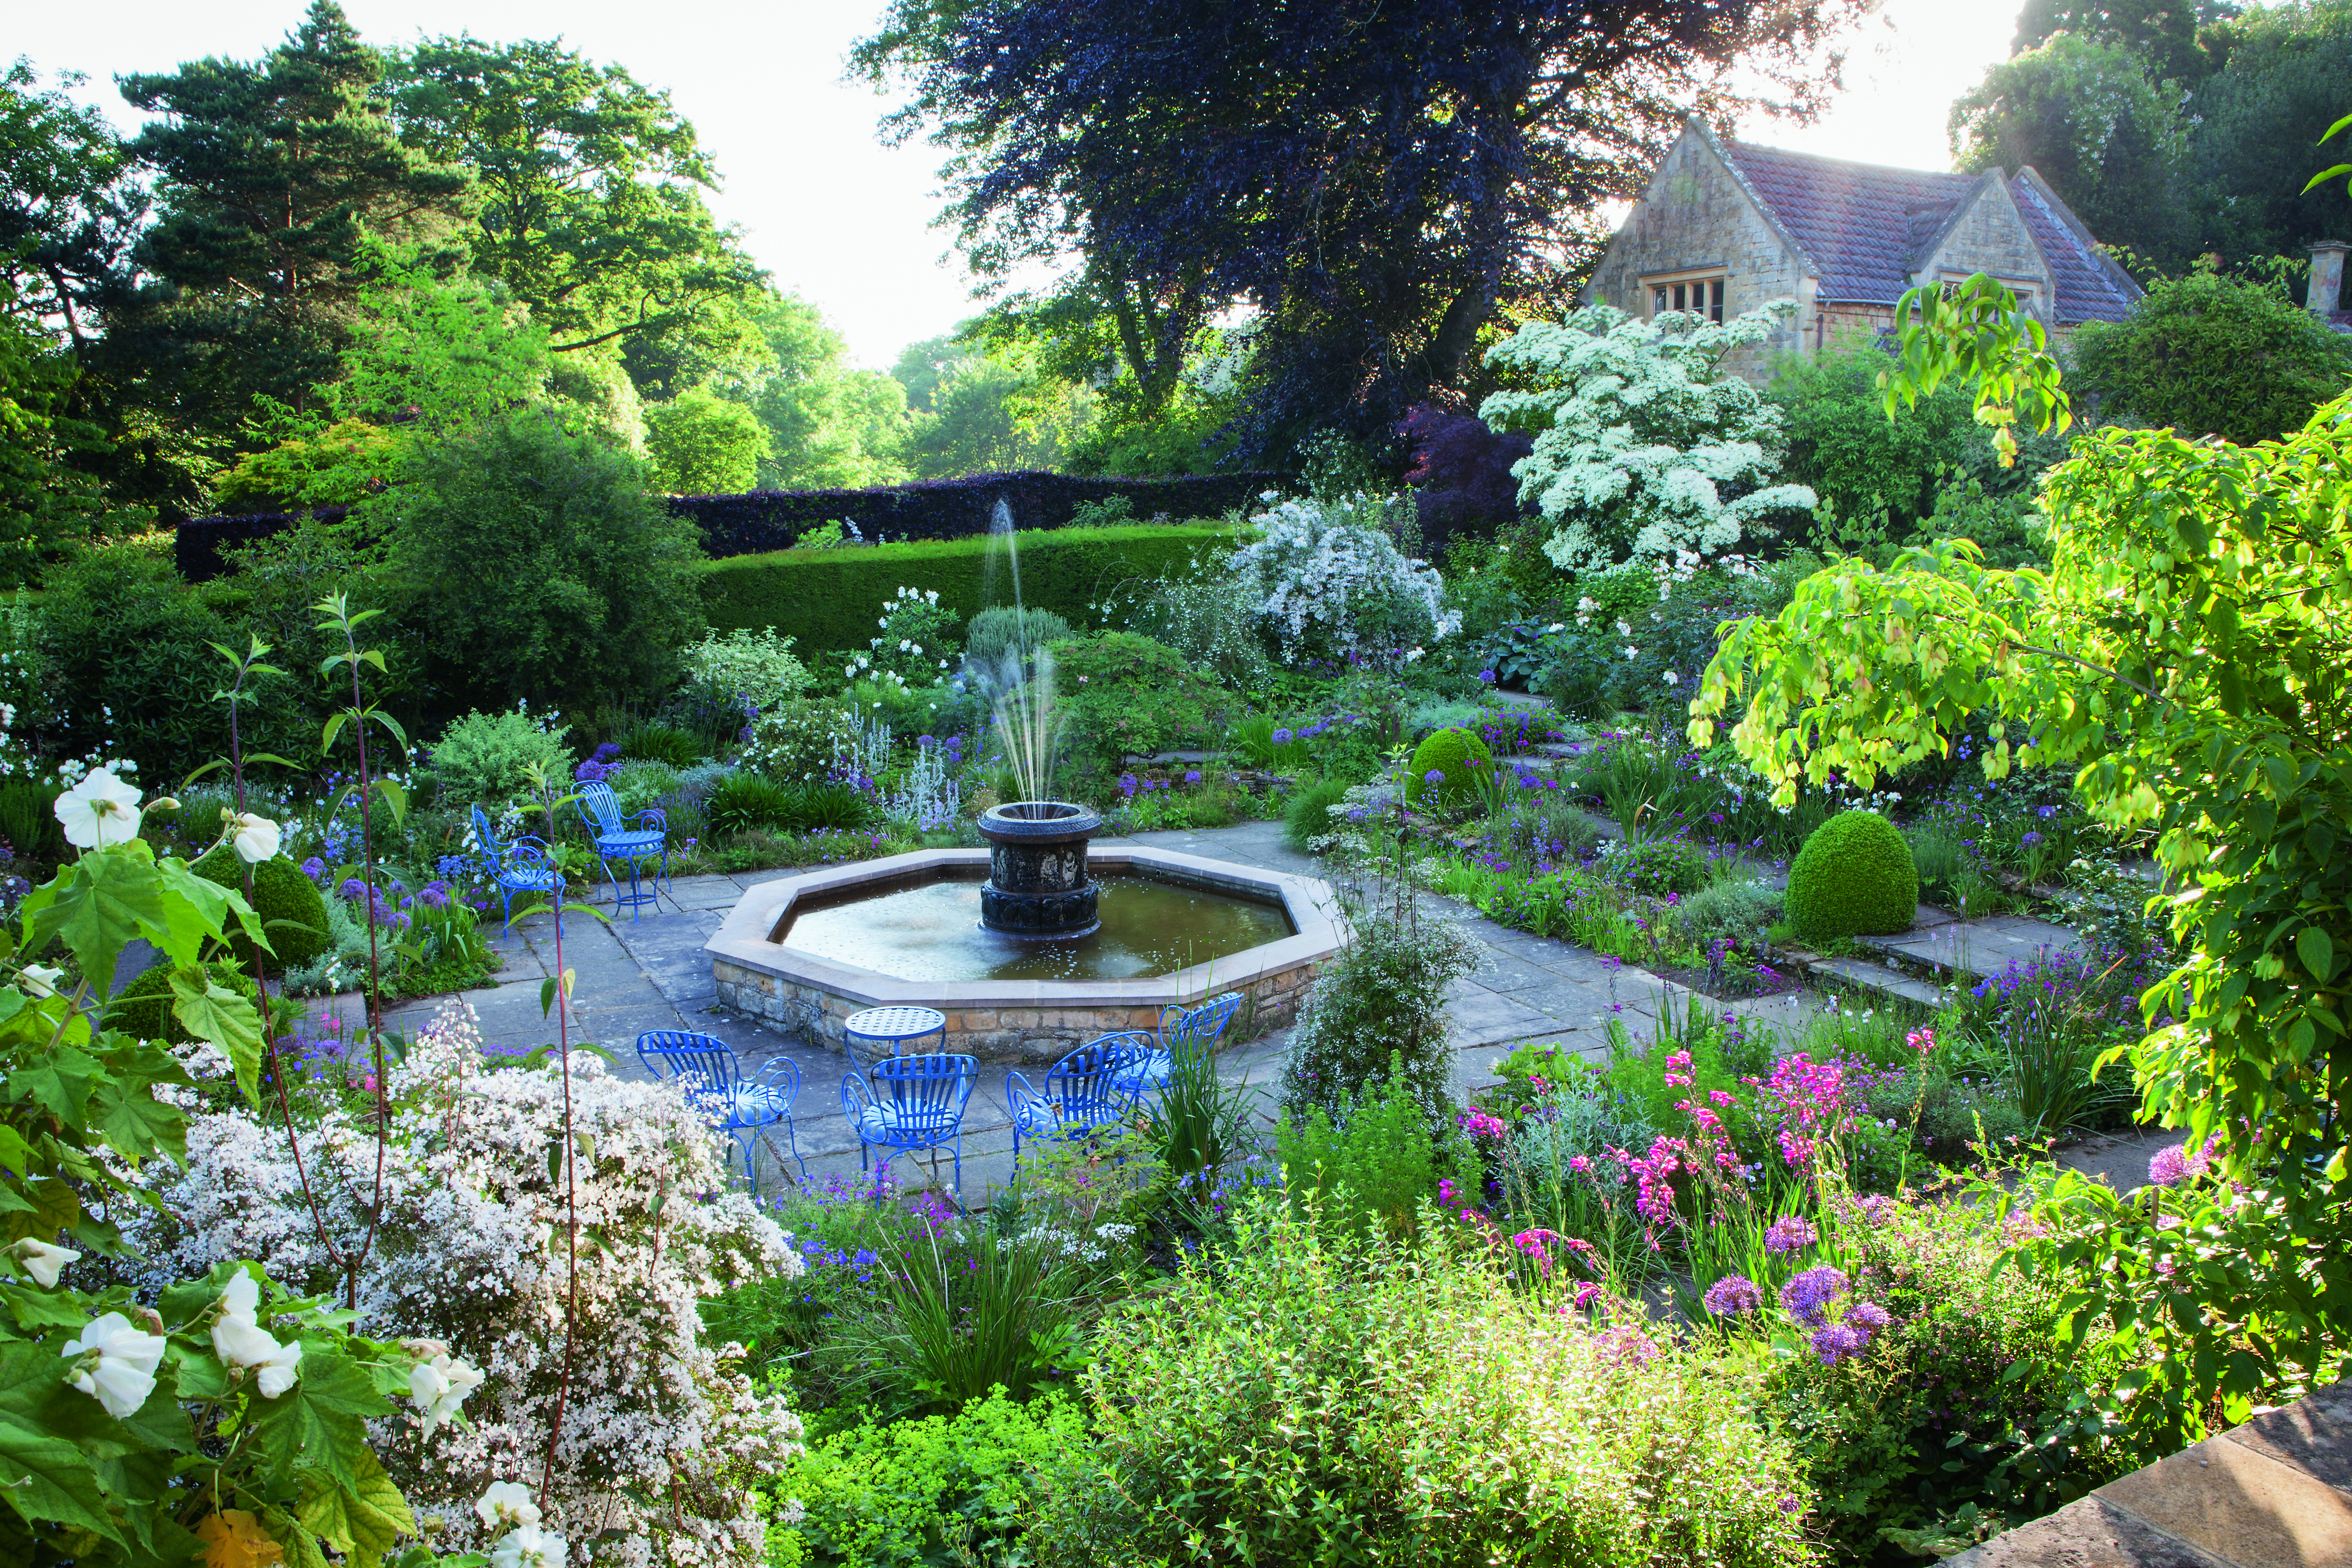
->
[1586,126,1808,381]
[1915,181,2058,329]
[713,955,1316,1065]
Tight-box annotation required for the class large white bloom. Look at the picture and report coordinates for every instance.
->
[489,1524,566,1568]
[211,1272,301,1398]
[411,1352,483,1438]
[54,768,143,849]
[475,1481,542,1532]
[62,1312,168,1419]
[13,1238,79,1287]
[229,812,282,864]
[19,964,62,999]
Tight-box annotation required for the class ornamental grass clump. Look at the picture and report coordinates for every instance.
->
[1027,1201,1820,1568]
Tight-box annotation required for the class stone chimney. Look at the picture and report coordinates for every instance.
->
[2312,240,2348,320]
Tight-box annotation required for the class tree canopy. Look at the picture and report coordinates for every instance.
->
[857,0,1864,460]
[386,34,766,367]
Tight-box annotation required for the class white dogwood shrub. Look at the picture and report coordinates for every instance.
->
[1479,301,1817,575]
[127,1001,806,1565]
[1229,492,1460,666]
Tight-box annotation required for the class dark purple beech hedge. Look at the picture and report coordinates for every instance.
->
[174,469,1289,581]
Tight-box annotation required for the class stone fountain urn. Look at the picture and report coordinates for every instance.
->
[976,801,1101,939]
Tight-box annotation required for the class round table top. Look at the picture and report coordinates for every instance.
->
[844,1006,948,1042]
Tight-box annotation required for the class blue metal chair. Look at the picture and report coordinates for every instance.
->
[843,1054,978,1198]
[1114,991,1246,1098]
[1007,1033,1152,1172]
[636,1030,808,1186]
[575,781,668,921]
[469,805,563,932]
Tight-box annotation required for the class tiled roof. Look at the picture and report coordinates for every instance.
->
[2008,174,2137,325]
[1717,138,2139,324]
[1721,141,1976,302]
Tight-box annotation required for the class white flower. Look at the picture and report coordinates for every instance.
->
[54,768,142,849]
[411,1352,484,1438]
[489,1524,566,1568]
[1615,619,1632,637]
[476,1481,543,1531]
[229,812,281,864]
[1662,670,1680,686]
[12,1237,79,1287]
[210,1271,302,1397]
[19,964,62,999]
[62,1312,167,1419]
[1546,622,1565,632]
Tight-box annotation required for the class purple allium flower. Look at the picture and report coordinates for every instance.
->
[1810,1322,1870,1365]
[1779,1265,1848,1328]
[2149,1139,2211,1187]
[1271,727,1293,746]
[1764,1216,1816,1255]
[1858,1193,1896,1226]
[2021,830,2044,847]
[916,734,935,749]
[420,882,450,909]
[338,878,369,902]
[1423,768,1445,785]
[1184,769,1202,784]
[300,856,326,884]
[1846,1300,1892,1333]
[1701,1274,1765,1317]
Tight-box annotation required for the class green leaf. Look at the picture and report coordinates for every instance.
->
[0,1344,124,1542]
[169,967,266,1109]
[263,1504,333,1568]
[2296,927,2335,983]
[249,1347,391,1491]
[298,1447,416,1568]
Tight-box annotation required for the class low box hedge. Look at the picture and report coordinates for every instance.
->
[699,523,1241,652]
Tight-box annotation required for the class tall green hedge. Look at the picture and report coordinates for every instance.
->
[697,523,1241,653]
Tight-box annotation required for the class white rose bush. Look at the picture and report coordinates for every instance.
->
[1480,301,1818,576]
[1228,491,1460,668]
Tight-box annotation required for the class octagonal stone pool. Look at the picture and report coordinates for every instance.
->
[707,845,1344,1063]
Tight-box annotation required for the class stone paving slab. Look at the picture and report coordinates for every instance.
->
[1944,1383,2352,1568]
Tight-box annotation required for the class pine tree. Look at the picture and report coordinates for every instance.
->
[114,1,471,422]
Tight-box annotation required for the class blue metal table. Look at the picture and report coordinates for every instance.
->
[842,1005,948,1069]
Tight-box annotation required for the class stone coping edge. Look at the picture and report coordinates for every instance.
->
[703,845,1347,1009]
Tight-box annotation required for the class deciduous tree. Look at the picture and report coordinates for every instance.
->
[857,0,1863,459]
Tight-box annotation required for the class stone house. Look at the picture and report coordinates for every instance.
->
[1584,118,2142,380]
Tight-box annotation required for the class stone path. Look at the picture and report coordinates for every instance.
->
[1946,1381,2352,1568]
[301,816,2098,1206]
[305,820,1806,1201]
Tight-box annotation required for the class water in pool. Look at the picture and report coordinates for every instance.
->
[779,870,1294,982]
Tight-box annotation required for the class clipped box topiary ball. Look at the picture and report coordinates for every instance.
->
[105,961,260,1045]
[190,846,332,971]
[1404,726,1493,807]
[1786,809,1919,942]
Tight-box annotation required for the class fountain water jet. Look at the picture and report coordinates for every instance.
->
[971,500,1100,939]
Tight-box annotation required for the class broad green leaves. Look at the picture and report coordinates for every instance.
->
[1879,274,2071,466]
[1698,390,2352,1447]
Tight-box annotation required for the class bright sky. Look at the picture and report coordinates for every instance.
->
[12,0,2019,370]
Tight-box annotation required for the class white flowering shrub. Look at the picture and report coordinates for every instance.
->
[1480,302,1818,575]
[681,627,813,711]
[737,699,863,785]
[1228,493,1459,666]
[126,1000,806,1564]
